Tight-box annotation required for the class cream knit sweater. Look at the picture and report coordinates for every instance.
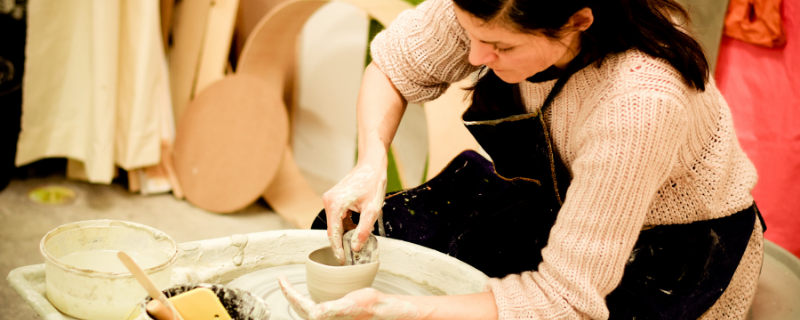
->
[370,0,763,319]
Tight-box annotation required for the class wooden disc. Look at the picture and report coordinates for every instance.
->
[174,74,289,213]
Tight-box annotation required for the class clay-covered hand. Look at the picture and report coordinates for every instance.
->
[278,276,418,320]
[322,159,388,265]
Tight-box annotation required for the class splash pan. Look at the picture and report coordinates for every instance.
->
[8,230,488,319]
[227,264,434,320]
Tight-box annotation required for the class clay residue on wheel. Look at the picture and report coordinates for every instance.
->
[379,270,446,296]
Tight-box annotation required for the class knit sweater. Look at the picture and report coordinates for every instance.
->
[370,0,763,319]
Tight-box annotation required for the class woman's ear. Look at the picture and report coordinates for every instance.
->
[568,7,594,32]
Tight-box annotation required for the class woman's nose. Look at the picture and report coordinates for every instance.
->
[468,41,496,66]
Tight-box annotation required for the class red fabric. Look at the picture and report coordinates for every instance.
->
[715,0,799,257]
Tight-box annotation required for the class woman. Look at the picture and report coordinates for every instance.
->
[282,0,765,319]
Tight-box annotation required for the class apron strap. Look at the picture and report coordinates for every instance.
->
[539,50,592,113]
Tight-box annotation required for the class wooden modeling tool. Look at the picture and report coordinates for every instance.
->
[117,252,185,320]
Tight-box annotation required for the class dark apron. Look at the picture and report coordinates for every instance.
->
[313,59,763,319]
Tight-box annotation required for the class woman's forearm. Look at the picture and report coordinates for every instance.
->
[356,62,408,164]
[352,65,499,320]
[391,291,499,320]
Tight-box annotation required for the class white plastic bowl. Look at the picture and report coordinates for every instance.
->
[40,220,178,320]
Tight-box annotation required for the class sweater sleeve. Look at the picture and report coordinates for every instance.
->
[370,0,479,104]
[487,92,688,319]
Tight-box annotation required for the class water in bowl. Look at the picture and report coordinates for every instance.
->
[59,250,162,272]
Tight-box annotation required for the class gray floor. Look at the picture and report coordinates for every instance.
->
[1,168,295,319]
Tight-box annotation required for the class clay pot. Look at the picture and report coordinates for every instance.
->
[305,246,379,302]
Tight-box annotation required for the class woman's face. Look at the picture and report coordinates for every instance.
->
[454,6,581,84]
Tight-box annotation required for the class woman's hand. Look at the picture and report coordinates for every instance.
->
[322,62,406,265]
[278,276,418,320]
[322,151,388,265]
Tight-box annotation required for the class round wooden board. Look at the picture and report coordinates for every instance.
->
[174,74,289,213]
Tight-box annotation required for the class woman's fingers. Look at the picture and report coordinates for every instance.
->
[278,276,369,320]
[351,173,387,252]
[324,189,349,265]
[351,210,377,252]
[278,275,315,319]
[327,205,348,265]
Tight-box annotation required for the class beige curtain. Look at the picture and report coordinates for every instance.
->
[18,0,169,183]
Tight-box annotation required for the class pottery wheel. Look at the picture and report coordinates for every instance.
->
[227,264,434,320]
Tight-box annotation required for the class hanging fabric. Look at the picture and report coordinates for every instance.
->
[724,0,787,47]
[715,0,798,257]
[17,0,168,183]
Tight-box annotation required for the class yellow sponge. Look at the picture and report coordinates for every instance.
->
[169,288,232,320]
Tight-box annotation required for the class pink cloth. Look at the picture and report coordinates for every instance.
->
[715,0,799,257]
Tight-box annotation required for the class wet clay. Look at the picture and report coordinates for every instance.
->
[343,229,379,265]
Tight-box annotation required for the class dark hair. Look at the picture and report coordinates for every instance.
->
[454,0,709,90]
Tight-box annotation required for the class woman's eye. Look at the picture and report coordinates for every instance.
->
[497,47,513,52]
